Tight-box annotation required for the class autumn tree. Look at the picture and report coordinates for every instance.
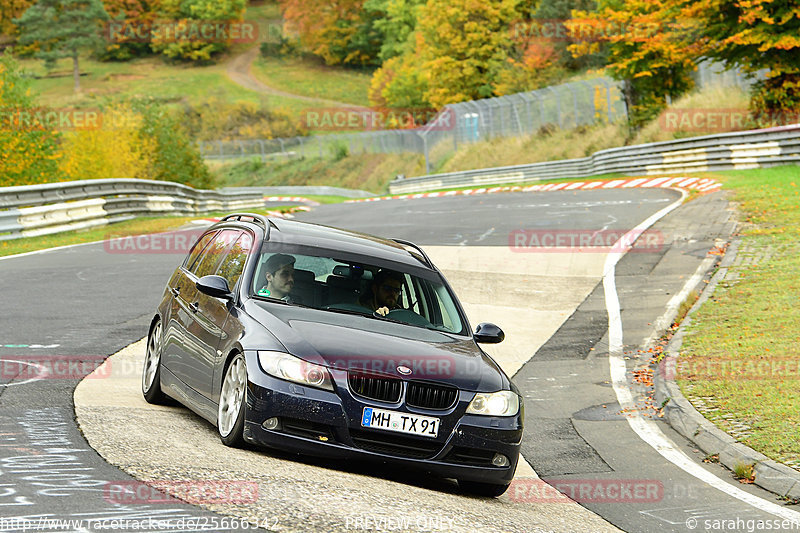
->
[150,0,247,62]
[0,52,63,187]
[0,0,35,37]
[567,0,704,129]
[533,0,600,70]
[680,0,800,119]
[14,0,110,93]
[416,0,520,107]
[365,0,424,62]
[99,0,158,60]
[280,0,382,66]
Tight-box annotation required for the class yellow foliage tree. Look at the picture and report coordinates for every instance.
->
[417,0,520,107]
[0,52,63,187]
[59,104,155,180]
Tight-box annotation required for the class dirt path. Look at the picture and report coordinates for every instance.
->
[226,45,366,109]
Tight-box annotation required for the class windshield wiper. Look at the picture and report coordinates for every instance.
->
[251,296,312,309]
[322,306,374,318]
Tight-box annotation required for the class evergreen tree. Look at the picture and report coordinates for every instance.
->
[14,0,110,93]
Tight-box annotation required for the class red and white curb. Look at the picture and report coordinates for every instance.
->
[345,177,722,203]
[264,196,321,206]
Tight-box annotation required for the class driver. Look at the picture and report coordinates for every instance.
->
[358,269,403,316]
[261,253,296,302]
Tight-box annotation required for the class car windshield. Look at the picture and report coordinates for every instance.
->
[251,247,467,335]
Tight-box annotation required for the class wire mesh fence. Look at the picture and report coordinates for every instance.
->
[200,61,763,173]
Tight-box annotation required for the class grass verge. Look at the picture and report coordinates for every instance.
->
[251,55,372,107]
[677,164,800,472]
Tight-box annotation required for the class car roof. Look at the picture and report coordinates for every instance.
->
[210,214,434,270]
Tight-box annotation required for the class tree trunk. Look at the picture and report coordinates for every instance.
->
[72,50,80,93]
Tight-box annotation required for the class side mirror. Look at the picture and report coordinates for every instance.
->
[197,275,233,300]
[474,322,504,344]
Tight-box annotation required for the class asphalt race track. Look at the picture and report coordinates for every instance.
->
[2,188,799,532]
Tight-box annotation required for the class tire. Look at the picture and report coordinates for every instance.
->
[218,353,247,448]
[142,319,167,404]
[458,480,511,497]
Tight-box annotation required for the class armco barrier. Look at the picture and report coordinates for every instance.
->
[0,179,266,241]
[389,124,800,194]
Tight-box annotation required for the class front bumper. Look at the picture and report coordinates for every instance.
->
[242,357,523,485]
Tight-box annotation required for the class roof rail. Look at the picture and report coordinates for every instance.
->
[218,213,278,237]
[392,238,433,268]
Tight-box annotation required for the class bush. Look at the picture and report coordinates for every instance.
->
[135,100,214,189]
[177,97,308,141]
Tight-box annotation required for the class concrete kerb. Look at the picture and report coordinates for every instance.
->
[653,236,800,501]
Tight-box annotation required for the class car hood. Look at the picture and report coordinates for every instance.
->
[245,300,509,392]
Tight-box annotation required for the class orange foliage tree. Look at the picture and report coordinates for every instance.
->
[681,0,800,120]
[567,0,705,129]
[279,0,381,66]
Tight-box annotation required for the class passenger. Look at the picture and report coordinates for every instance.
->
[359,269,404,316]
[260,253,296,302]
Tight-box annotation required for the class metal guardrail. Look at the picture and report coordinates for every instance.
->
[0,179,266,241]
[220,185,375,198]
[388,124,800,194]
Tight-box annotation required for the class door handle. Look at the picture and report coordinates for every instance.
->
[189,302,199,313]
[170,287,180,297]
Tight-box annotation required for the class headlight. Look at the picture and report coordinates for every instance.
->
[466,390,520,416]
[257,351,334,391]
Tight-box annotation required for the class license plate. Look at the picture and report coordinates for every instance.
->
[361,407,439,438]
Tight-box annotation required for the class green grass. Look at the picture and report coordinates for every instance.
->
[678,165,800,472]
[213,154,426,193]
[245,1,282,21]
[251,55,373,106]
[19,54,262,108]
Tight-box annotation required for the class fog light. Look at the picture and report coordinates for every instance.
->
[492,453,510,467]
[262,417,280,430]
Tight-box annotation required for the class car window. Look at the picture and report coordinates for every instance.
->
[191,230,241,279]
[184,230,218,271]
[252,247,466,334]
[216,232,253,289]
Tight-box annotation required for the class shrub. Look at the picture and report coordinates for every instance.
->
[135,100,214,189]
